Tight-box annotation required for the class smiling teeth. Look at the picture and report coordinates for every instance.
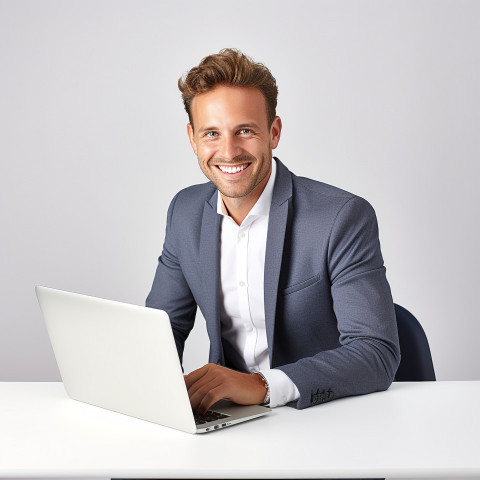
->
[218,164,248,174]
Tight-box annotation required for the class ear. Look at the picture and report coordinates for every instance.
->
[187,123,197,156]
[270,116,282,150]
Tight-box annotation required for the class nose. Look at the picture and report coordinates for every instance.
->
[219,133,242,161]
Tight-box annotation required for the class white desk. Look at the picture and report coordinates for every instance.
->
[0,381,479,479]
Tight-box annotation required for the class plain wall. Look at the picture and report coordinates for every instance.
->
[1,0,479,388]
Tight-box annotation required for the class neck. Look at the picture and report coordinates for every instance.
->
[221,195,258,226]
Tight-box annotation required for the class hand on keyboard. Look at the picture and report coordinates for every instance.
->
[184,363,267,414]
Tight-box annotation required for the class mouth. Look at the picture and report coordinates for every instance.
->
[216,163,251,175]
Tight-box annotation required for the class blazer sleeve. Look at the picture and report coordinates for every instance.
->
[277,196,401,409]
[145,193,197,364]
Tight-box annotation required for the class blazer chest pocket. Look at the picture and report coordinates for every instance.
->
[281,273,323,296]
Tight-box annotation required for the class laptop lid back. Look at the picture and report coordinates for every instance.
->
[36,286,197,433]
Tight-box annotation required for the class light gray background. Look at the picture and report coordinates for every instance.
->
[1,0,479,398]
[1,2,479,479]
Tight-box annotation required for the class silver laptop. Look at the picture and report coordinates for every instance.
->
[35,286,271,433]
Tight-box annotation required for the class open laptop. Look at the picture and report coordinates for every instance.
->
[35,286,271,433]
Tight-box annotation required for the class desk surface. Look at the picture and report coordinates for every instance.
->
[0,381,479,479]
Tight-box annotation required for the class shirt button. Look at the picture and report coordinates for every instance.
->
[239,281,246,287]
[239,232,246,239]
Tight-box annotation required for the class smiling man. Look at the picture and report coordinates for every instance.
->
[187,85,280,226]
[146,49,400,414]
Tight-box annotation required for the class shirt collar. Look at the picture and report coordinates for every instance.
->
[216,158,277,221]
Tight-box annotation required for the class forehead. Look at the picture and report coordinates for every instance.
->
[190,86,268,127]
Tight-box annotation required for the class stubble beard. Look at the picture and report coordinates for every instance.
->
[201,153,271,199]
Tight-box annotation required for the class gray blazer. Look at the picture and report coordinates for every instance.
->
[146,158,400,409]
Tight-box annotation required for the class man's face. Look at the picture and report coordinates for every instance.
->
[187,86,281,201]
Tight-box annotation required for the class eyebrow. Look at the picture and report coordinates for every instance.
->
[236,123,262,131]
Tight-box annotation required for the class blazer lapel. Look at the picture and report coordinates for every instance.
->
[199,190,224,365]
[264,159,292,366]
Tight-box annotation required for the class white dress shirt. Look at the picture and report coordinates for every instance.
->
[217,159,300,407]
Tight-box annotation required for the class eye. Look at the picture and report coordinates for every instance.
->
[238,128,253,135]
[205,131,219,138]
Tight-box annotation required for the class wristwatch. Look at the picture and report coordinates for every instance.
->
[255,371,270,406]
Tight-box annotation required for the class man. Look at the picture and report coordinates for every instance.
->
[146,48,400,414]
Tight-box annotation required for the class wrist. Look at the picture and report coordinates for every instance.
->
[253,372,270,406]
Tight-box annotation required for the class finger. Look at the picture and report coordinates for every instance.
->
[186,365,223,396]
[188,375,221,411]
[184,364,211,389]
[197,385,225,414]
[187,373,217,400]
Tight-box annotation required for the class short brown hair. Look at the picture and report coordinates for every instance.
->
[178,48,278,128]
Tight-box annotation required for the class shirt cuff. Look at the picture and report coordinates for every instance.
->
[259,368,300,408]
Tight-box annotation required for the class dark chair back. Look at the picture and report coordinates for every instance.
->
[394,304,436,381]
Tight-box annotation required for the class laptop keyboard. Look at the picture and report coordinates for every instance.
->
[194,409,230,425]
